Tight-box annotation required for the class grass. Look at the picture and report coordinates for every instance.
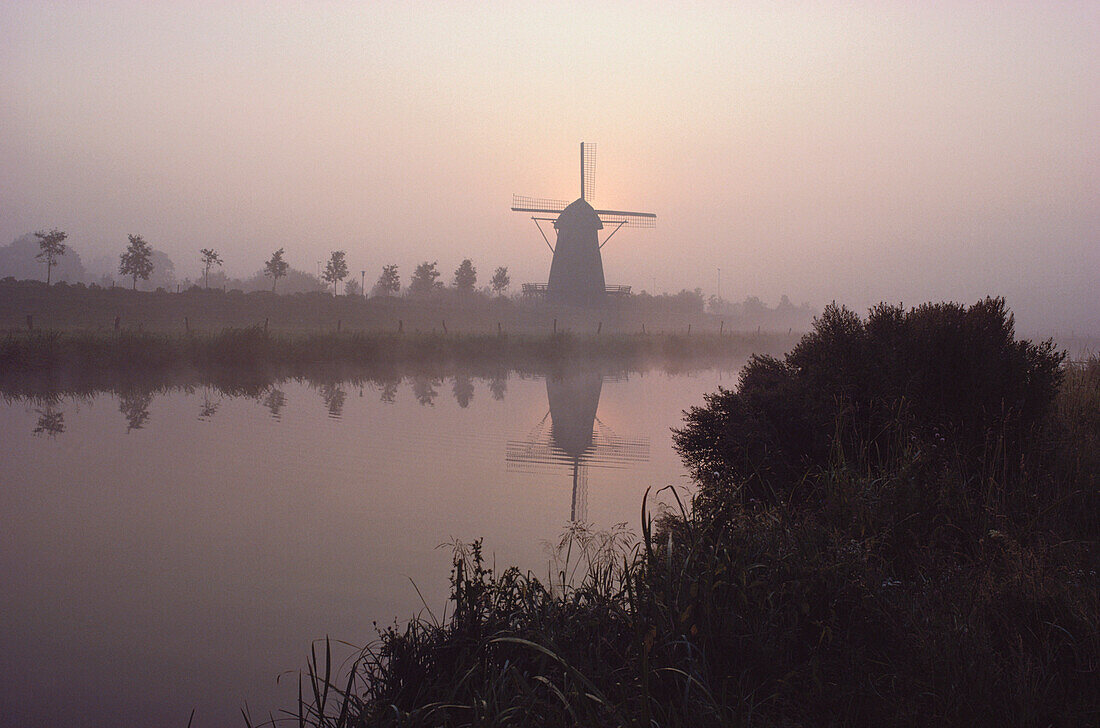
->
[253,302,1098,727]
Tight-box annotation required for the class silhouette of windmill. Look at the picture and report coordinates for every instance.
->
[512,143,656,306]
[506,372,649,522]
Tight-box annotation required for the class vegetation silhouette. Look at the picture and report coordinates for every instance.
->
[119,234,154,291]
[34,228,68,287]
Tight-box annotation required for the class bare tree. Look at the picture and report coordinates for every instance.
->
[34,228,68,286]
[200,248,223,289]
[490,266,510,296]
[321,250,349,296]
[119,235,154,291]
[264,248,290,291]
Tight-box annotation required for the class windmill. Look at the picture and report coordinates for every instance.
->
[507,372,649,522]
[512,143,656,305]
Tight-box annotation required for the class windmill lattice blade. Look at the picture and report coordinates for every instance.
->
[581,142,596,203]
[596,210,657,228]
[512,194,569,213]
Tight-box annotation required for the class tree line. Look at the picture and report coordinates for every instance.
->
[27,228,511,298]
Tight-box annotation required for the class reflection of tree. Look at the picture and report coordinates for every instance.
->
[199,389,220,420]
[119,391,153,432]
[320,383,347,418]
[488,376,507,401]
[379,382,398,404]
[411,376,440,406]
[33,404,65,437]
[262,387,287,419]
[452,375,474,408]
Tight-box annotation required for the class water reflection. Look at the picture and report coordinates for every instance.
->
[33,403,65,437]
[411,376,440,406]
[199,388,221,421]
[452,375,474,408]
[508,372,649,522]
[319,383,347,418]
[118,390,153,432]
[488,375,507,401]
[261,387,287,419]
[378,381,398,404]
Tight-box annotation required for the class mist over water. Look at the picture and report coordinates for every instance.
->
[0,368,736,726]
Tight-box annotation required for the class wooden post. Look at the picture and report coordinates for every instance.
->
[642,323,646,334]
[497,322,502,336]
[720,320,724,335]
[553,318,557,334]
[442,320,447,334]
[114,316,120,331]
[597,321,602,335]
[185,316,190,332]
[398,319,403,334]
[688,323,692,335]
[26,314,32,331]
[264,318,269,334]
[337,319,342,332]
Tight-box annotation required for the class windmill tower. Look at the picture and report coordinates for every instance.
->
[512,143,656,306]
[507,372,649,522]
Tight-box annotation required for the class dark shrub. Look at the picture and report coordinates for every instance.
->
[675,297,1065,510]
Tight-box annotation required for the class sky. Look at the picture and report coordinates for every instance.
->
[1,1,1097,334]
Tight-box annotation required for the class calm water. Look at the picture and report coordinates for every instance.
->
[0,367,739,727]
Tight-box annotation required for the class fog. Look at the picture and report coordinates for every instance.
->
[1,1,1096,334]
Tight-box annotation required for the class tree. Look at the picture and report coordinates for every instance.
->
[321,250,349,296]
[344,278,362,296]
[490,266,510,296]
[409,261,442,296]
[264,248,290,291]
[34,228,68,286]
[200,248,223,289]
[453,258,477,291]
[119,234,154,290]
[372,264,400,296]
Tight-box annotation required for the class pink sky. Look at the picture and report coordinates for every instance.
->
[1,1,1097,333]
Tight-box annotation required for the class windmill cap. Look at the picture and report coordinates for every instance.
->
[554,198,603,231]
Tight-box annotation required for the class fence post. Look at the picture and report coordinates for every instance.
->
[597,321,602,335]
[442,320,447,334]
[26,314,32,331]
[337,319,342,332]
[497,322,502,336]
[264,318,269,335]
[398,319,403,334]
[553,318,557,334]
[688,323,692,335]
[641,323,646,335]
[114,316,120,331]
[185,316,190,332]
[720,320,724,335]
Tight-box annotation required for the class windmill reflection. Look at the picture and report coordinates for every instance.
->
[507,372,648,522]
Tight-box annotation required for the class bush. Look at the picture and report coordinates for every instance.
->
[674,298,1065,511]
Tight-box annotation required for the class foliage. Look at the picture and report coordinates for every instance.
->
[34,228,68,286]
[372,264,400,297]
[118,234,154,290]
[200,248,223,289]
[453,258,477,291]
[264,248,290,291]
[675,298,1065,509]
[321,251,349,297]
[490,265,510,295]
[408,261,442,296]
[344,278,363,297]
